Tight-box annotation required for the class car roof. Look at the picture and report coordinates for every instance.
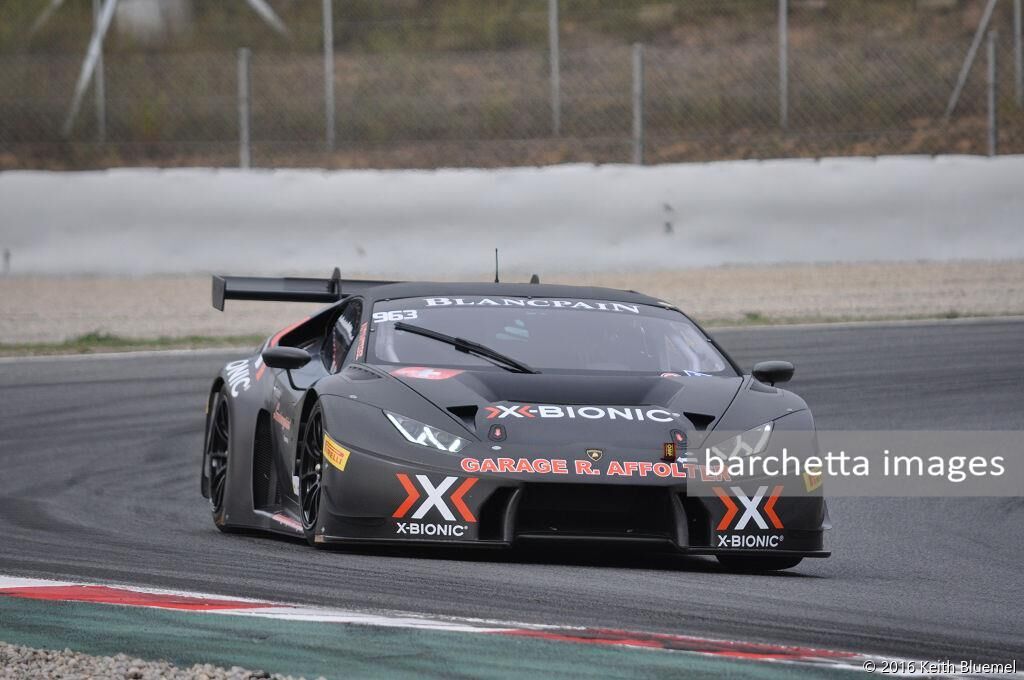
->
[361,281,668,307]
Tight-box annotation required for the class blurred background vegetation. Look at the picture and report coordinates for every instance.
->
[0,0,1001,54]
[0,0,1021,169]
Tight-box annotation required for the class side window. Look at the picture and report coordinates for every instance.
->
[328,300,363,373]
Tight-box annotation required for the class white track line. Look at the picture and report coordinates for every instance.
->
[2,574,1000,676]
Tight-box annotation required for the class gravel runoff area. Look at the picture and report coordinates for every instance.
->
[0,642,308,680]
[1,260,1023,345]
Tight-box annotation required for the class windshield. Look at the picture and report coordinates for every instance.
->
[369,296,735,376]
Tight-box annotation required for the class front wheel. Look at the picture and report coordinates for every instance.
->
[716,555,803,572]
[298,401,326,547]
[204,388,234,532]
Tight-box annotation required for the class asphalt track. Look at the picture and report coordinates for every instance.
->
[1,318,1022,668]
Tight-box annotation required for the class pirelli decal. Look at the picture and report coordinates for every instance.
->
[323,433,351,472]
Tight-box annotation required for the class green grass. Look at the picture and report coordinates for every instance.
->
[742,311,767,324]
[2,312,1017,357]
[0,332,263,357]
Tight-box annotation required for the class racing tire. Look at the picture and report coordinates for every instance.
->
[716,555,803,572]
[298,401,326,547]
[204,388,235,533]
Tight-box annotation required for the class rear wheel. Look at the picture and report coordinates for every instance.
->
[716,555,803,572]
[205,388,233,531]
[298,402,325,547]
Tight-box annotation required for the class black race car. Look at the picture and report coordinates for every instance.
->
[201,271,829,571]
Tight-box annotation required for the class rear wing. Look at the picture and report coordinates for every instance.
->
[212,268,396,310]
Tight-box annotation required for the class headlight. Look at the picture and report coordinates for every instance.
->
[385,411,468,453]
[710,422,773,460]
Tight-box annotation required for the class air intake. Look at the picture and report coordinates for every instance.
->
[252,411,277,509]
[515,484,674,539]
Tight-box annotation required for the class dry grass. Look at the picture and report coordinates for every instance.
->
[1,260,1022,346]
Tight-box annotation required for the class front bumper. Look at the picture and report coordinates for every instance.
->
[314,441,829,557]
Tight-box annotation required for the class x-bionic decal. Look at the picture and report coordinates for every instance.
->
[714,485,784,531]
[484,404,678,422]
[713,485,786,548]
[225,360,251,397]
[392,474,477,523]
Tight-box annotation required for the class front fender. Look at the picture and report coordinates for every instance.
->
[705,377,812,447]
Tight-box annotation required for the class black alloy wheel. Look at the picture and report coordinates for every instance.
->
[299,402,325,546]
[206,389,232,530]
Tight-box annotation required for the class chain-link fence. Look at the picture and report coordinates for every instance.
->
[1,0,1022,169]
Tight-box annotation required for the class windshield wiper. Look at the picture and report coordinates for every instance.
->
[393,322,540,374]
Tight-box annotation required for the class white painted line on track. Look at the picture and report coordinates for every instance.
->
[0,575,537,633]
[3,574,1007,676]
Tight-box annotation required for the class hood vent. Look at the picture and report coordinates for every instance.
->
[684,412,716,431]
[447,405,478,430]
[343,364,383,381]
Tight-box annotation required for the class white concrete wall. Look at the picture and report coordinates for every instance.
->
[1,155,1021,276]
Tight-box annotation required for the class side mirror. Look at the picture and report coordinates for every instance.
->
[752,360,795,386]
[262,346,312,370]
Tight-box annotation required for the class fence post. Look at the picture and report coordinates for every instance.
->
[1015,0,1023,107]
[778,0,788,129]
[988,30,998,157]
[632,43,644,165]
[323,0,336,151]
[92,0,106,144]
[238,48,252,169]
[548,0,561,137]
[61,0,117,137]
[946,0,998,120]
